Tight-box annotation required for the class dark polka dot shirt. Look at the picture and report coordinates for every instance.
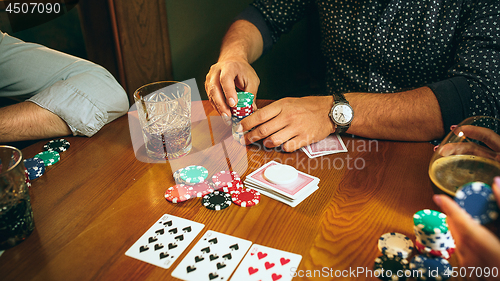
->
[238,0,500,136]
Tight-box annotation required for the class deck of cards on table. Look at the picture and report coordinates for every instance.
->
[301,134,347,158]
[244,161,320,207]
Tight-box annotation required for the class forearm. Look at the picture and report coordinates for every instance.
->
[218,20,263,64]
[0,101,71,142]
[345,86,445,141]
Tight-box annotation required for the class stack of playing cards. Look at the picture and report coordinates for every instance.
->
[244,161,320,207]
[126,215,302,281]
[301,134,347,158]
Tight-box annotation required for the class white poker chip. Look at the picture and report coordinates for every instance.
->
[263,163,298,185]
[378,232,414,259]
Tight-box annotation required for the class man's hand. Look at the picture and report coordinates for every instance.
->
[237,96,335,152]
[205,58,260,118]
[433,177,500,280]
[204,19,263,120]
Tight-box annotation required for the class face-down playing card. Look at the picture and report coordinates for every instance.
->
[125,214,204,269]
[231,244,302,281]
[171,230,252,281]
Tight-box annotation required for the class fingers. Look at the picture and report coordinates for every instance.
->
[493,176,500,208]
[459,125,500,152]
[205,61,260,118]
[439,142,498,159]
[239,103,284,145]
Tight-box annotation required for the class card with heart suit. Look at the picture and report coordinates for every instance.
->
[244,161,319,200]
[231,244,302,281]
[171,230,252,281]
[125,214,204,269]
[301,134,347,158]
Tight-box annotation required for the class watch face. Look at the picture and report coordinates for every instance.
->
[332,104,353,125]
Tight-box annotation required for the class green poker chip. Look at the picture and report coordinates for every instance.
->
[236,92,254,106]
[179,165,208,184]
[34,151,60,167]
[413,209,448,234]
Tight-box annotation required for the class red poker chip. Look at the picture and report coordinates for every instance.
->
[232,112,253,117]
[231,109,253,114]
[165,184,193,203]
[230,105,253,111]
[231,188,260,207]
[222,181,244,193]
[212,171,241,189]
[191,181,215,197]
[414,239,455,259]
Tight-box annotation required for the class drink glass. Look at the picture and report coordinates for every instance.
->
[0,145,35,250]
[429,116,500,196]
[134,81,192,160]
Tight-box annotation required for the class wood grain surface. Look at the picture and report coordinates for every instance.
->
[0,100,466,281]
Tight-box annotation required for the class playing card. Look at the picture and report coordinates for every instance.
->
[244,161,319,199]
[172,230,252,281]
[301,134,347,158]
[231,244,302,281]
[125,214,204,269]
[245,183,319,207]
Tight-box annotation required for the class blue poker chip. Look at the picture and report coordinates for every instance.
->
[24,157,46,180]
[454,182,499,225]
[410,255,451,281]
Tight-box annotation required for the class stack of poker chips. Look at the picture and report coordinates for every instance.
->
[167,167,260,209]
[230,92,255,143]
[23,138,70,183]
[24,157,46,181]
[373,232,413,281]
[409,255,451,281]
[413,209,455,260]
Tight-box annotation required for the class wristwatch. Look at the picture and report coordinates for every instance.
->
[328,93,354,134]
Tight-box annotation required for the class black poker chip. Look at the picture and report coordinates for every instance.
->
[373,254,411,281]
[202,190,231,210]
[43,138,70,153]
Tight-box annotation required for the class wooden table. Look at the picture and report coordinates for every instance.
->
[0,100,461,280]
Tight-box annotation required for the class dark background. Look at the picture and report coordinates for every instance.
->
[0,0,324,102]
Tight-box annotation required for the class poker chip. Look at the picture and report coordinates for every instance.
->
[378,232,414,259]
[414,226,455,250]
[212,170,241,189]
[373,254,410,281]
[43,138,70,153]
[413,209,448,234]
[414,239,454,260]
[231,188,260,207]
[190,181,215,197]
[24,157,45,180]
[179,165,208,184]
[454,181,499,225]
[410,255,452,281]
[236,92,254,106]
[202,190,232,210]
[24,169,31,188]
[33,151,60,167]
[263,163,298,185]
[165,184,193,203]
[222,181,244,193]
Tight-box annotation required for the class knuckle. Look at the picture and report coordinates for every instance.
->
[256,125,268,137]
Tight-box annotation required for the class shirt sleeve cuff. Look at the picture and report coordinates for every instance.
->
[233,5,274,54]
[427,76,471,135]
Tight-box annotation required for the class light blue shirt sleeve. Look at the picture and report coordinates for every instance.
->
[0,31,129,137]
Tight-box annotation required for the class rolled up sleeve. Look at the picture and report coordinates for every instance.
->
[0,31,128,137]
